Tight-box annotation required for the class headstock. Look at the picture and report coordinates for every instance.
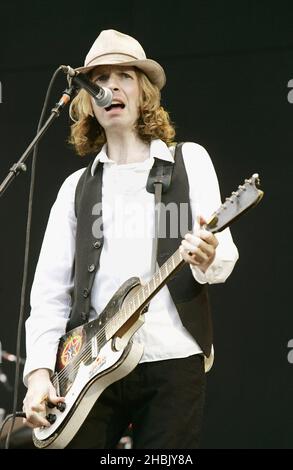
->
[206,174,264,233]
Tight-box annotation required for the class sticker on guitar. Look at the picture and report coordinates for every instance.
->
[60,333,83,367]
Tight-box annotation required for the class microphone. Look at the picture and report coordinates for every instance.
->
[61,65,113,108]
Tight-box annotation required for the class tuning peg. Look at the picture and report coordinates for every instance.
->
[251,173,260,185]
[245,173,260,185]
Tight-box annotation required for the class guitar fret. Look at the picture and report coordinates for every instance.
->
[164,262,169,276]
[154,271,160,288]
[130,299,135,313]
[172,255,176,269]
[125,303,130,322]
[119,309,124,327]
[119,310,125,329]
[162,263,168,278]
[138,288,144,304]
[149,278,154,294]
[166,261,170,274]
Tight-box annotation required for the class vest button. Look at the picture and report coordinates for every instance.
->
[83,288,89,298]
[81,311,88,321]
[93,240,101,249]
[88,264,95,273]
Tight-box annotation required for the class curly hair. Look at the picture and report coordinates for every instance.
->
[68,69,176,156]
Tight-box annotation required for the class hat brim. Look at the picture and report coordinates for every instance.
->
[75,56,166,90]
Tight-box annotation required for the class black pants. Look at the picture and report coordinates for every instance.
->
[67,354,206,449]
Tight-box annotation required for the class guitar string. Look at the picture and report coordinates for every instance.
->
[52,251,181,389]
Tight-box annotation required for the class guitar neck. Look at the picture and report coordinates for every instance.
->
[105,248,185,339]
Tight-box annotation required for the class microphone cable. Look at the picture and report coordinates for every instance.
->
[0,412,26,447]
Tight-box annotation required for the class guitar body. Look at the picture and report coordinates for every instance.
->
[33,277,145,449]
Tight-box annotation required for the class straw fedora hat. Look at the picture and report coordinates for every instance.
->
[75,29,166,90]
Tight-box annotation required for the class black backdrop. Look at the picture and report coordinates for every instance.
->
[0,0,292,449]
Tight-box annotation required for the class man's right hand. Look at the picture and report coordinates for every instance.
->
[22,368,65,429]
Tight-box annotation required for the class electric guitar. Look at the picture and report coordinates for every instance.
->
[33,173,264,449]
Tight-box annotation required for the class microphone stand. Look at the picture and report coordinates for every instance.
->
[0,81,75,448]
[0,86,75,198]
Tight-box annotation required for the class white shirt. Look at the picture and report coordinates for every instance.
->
[24,140,238,385]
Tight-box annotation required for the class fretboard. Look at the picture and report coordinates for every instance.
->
[105,248,185,339]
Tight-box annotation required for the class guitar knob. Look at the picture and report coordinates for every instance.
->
[46,413,57,425]
[56,402,66,412]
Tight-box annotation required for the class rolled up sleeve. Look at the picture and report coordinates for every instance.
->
[23,169,84,386]
[182,142,239,285]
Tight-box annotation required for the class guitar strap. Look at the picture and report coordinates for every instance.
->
[146,144,179,273]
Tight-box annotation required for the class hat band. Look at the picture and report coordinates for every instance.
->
[86,52,142,67]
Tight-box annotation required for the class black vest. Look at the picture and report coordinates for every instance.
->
[67,144,213,357]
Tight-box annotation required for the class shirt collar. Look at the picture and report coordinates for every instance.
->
[90,139,175,176]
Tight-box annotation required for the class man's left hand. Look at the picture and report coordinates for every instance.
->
[180,217,218,273]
